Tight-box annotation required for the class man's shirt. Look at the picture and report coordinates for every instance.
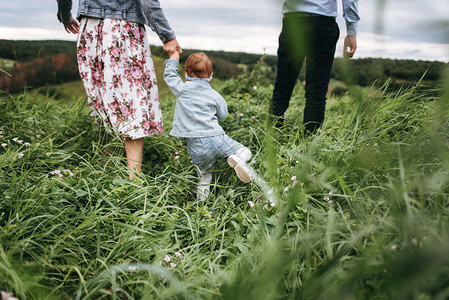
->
[283,0,360,36]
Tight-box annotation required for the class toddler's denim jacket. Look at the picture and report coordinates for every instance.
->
[163,59,228,138]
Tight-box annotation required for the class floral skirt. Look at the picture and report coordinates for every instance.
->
[77,17,163,140]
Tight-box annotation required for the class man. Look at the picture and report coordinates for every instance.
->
[269,0,360,135]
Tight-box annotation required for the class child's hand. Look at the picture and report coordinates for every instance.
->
[164,38,182,60]
[168,49,180,61]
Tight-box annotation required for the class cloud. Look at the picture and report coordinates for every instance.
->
[0,27,76,41]
[0,0,448,62]
[352,33,449,62]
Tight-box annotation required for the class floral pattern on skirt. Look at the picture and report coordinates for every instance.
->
[77,18,163,140]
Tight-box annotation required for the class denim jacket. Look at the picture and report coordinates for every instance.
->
[57,0,176,43]
[163,59,227,138]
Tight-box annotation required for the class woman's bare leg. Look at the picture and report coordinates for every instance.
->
[125,138,144,179]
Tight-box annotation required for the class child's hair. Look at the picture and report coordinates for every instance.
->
[184,52,213,78]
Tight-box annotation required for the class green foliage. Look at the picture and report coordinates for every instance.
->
[1,39,447,94]
[333,57,448,90]
[0,40,77,62]
[1,60,449,299]
[0,53,79,92]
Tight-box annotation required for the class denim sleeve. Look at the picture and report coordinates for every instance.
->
[139,0,176,43]
[56,0,73,25]
[216,95,228,122]
[163,59,185,97]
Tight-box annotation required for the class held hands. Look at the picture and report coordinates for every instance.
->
[164,38,182,60]
[64,17,79,34]
[343,36,357,58]
[168,50,180,60]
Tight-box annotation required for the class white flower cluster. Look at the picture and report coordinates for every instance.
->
[50,169,75,179]
[324,190,334,205]
[1,134,31,159]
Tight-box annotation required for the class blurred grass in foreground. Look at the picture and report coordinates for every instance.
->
[0,59,449,299]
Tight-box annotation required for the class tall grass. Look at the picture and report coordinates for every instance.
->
[1,61,449,299]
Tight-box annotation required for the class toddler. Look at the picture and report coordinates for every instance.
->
[164,51,252,200]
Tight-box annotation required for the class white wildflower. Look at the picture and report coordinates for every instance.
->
[50,170,63,179]
[163,255,171,262]
[24,142,31,147]
[12,137,18,142]
[174,252,183,259]
[1,143,6,147]
[174,155,179,160]
[50,170,62,176]
[263,204,269,210]
[248,201,255,208]
[170,262,177,269]
[63,169,74,177]
[391,245,397,250]
[18,153,24,158]
[1,291,19,300]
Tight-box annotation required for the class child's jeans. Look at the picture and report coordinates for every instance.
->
[185,134,243,173]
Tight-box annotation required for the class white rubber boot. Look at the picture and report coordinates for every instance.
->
[197,171,212,201]
[227,147,252,183]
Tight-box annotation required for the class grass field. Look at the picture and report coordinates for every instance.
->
[1,61,449,299]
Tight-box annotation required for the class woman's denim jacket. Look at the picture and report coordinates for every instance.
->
[57,0,175,43]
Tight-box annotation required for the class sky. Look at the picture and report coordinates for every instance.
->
[1,0,448,62]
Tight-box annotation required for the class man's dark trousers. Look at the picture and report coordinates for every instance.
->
[269,13,340,134]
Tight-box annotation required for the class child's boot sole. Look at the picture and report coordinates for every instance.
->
[227,155,251,183]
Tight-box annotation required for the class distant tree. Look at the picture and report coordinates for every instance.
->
[0,53,79,92]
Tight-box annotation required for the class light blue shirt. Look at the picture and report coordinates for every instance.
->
[283,0,360,36]
[163,59,227,138]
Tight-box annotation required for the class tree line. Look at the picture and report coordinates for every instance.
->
[0,39,447,93]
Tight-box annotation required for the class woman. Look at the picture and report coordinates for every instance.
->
[57,0,182,179]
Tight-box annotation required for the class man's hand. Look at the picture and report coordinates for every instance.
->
[64,17,79,34]
[163,38,182,56]
[343,36,357,58]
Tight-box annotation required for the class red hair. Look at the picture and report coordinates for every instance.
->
[184,52,213,78]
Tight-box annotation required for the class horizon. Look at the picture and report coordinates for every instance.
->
[0,38,447,64]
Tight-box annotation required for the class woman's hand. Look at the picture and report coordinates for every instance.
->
[64,17,79,34]
[163,38,182,56]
